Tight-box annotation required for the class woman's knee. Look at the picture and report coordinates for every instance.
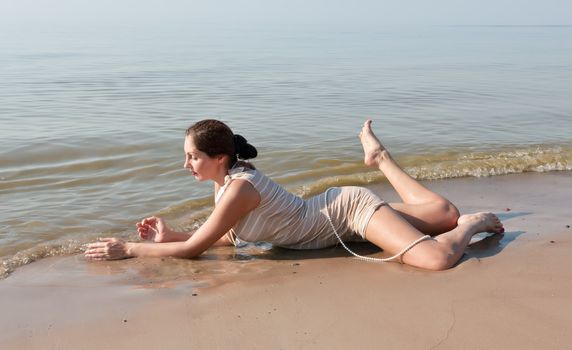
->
[436,199,460,230]
[406,246,454,271]
[423,250,453,271]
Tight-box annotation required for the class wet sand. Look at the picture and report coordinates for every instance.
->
[1,171,571,349]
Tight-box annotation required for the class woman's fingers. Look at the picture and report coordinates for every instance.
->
[85,241,113,256]
[142,217,157,226]
[84,244,110,259]
[137,224,148,236]
[84,237,128,260]
[136,223,158,241]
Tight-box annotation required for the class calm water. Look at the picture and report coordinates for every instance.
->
[1,25,572,278]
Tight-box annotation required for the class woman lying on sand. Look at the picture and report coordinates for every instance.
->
[85,119,504,270]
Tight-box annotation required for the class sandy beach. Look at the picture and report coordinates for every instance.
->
[1,171,571,349]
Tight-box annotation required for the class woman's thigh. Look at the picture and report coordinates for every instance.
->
[365,205,439,267]
[388,201,459,236]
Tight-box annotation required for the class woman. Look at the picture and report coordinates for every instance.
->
[85,119,504,270]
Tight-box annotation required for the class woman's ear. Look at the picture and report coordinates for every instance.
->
[216,154,229,166]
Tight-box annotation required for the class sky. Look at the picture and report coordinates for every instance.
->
[0,0,570,28]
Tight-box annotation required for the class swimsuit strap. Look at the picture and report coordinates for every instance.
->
[215,176,232,204]
[214,165,247,204]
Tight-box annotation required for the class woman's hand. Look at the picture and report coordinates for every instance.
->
[136,216,171,242]
[84,237,131,260]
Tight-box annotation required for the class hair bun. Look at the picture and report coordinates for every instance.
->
[233,134,258,160]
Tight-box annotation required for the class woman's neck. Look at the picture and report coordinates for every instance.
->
[213,166,230,187]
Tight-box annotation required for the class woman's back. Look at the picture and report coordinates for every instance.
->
[225,167,380,249]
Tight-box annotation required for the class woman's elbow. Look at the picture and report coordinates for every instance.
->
[175,242,206,259]
[174,249,199,259]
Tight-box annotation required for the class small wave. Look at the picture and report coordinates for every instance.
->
[286,144,571,197]
[1,239,86,279]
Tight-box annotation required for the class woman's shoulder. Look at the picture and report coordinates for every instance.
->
[225,177,261,203]
[229,165,277,196]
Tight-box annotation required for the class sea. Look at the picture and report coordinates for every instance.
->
[1,24,571,278]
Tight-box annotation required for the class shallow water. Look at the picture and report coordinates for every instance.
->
[1,25,571,278]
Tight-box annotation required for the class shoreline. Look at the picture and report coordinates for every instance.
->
[1,171,571,349]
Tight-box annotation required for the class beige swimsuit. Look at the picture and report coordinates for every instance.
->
[216,166,387,250]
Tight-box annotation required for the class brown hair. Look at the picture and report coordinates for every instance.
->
[185,119,257,169]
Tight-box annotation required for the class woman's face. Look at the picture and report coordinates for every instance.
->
[183,135,224,181]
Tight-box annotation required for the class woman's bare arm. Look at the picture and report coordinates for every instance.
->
[128,180,259,257]
[85,180,259,260]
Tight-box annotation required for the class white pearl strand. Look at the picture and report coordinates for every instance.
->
[323,188,431,264]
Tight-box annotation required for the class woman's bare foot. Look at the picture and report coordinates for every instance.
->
[457,212,504,234]
[359,119,391,168]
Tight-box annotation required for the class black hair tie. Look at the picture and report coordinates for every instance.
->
[233,134,257,160]
[233,134,247,158]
